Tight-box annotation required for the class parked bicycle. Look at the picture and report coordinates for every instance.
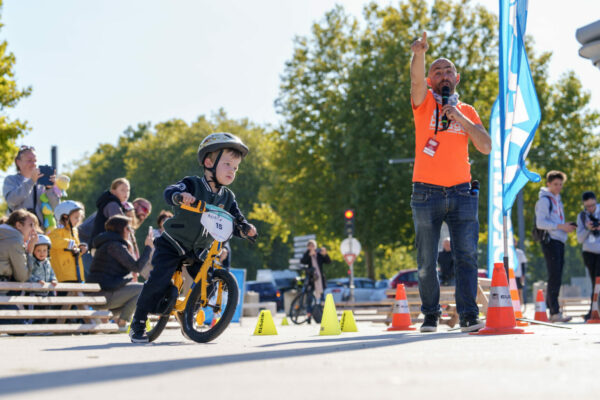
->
[145,197,255,343]
[288,266,322,324]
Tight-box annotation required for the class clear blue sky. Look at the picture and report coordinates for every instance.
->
[2,0,599,175]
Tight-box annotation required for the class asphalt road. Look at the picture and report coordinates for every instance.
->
[1,316,598,400]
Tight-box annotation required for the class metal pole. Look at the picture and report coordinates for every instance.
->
[517,189,527,305]
[503,213,509,277]
[348,234,355,302]
[517,190,525,250]
[51,146,57,171]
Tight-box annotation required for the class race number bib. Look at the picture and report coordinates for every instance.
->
[200,205,234,242]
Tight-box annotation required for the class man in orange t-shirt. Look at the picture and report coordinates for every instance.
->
[410,32,491,333]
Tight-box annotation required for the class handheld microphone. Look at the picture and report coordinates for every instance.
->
[441,86,450,130]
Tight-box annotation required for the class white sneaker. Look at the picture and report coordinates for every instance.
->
[549,313,572,323]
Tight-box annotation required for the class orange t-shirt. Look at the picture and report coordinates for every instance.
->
[412,90,482,187]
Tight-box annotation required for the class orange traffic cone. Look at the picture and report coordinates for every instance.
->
[508,268,528,327]
[534,289,549,322]
[387,283,416,331]
[473,262,530,335]
[587,277,600,324]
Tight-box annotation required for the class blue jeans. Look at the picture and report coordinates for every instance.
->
[411,182,480,318]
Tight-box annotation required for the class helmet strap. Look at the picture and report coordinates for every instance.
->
[205,150,224,190]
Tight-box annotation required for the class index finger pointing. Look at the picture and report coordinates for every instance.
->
[422,32,427,42]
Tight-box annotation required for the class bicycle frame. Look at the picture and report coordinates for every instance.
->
[170,201,228,318]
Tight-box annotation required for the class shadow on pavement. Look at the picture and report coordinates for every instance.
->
[44,341,191,351]
[257,332,465,347]
[3,332,458,395]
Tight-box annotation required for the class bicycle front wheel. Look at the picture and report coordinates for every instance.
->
[289,291,316,324]
[181,269,239,343]
[146,315,170,342]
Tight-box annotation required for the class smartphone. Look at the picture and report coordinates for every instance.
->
[38,165,54,187]
[569,222,577,227]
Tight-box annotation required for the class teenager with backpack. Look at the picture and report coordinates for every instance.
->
[535,170,576,322]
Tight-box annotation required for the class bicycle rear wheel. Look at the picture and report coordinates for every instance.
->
[181,269,239,343]
[289,291,316,324]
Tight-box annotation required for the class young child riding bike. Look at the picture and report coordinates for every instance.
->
[129,132,257,343]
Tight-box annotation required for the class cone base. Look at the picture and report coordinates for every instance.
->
[534,314,549,323]
[387,326,416,331]
[471,326,532,335]
[586,319,600,324]
[516,321,529,327]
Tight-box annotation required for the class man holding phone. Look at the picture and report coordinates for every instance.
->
[2,146,60,226]
[535,170,575,322]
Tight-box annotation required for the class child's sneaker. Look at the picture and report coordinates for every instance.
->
[129,319,149,343]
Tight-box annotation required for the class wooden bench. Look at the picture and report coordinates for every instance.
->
[0,282,119,335]
[383,278,492,326]
[335,301,394,324]
[559,296,591,317]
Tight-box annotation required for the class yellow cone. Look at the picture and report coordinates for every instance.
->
[319,294,341,335]
[340,310,358,332]
[281,316,289,326]
[253,310,278,335]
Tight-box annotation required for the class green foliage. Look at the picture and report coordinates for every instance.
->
[516,65,600,287]
[0,0,32,170]
[68,113,289,280]
[273,0,498,278]
[64,0,600,289]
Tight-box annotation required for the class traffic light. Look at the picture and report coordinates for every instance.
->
[344,209,354,236]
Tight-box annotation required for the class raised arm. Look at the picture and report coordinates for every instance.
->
[410,32,429,107]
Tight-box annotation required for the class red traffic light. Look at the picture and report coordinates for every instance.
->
[344,209,354,219]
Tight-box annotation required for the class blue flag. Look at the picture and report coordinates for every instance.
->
[498,0,541,212]
[487,0,540,274]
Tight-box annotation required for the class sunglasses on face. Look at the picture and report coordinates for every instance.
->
[16,145,36,158]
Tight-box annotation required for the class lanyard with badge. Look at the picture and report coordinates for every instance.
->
[423,104,448,157]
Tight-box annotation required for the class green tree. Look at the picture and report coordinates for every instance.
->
[0,0,32,170]
[517,64,600,287]
[68,112,288,280]
[273,0,499,279]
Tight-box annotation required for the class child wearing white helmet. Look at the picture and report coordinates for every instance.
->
[28,234,57,296]
[48,200,88,282]
[129,132,258,343]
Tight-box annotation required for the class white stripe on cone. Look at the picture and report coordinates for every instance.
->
[392,299,410,314]
[488,286,513,308]
[535,301,546,312]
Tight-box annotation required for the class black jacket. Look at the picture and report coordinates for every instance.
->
[91,191,124,247]
[300,250,331,289]
[87,231,153,291]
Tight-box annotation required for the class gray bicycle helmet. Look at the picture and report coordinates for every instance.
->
[54,200,83,223]
[197,132,248,166]
[35,234,52,249]
[197,132,249,188]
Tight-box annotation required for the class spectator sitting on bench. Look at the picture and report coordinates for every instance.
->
[28,234,57,323]
[29,234,57,293]
[0,209,39,325]
[87,215,154,330]
[48,201,87,283]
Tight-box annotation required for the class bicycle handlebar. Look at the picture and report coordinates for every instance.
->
[173,192,257,243]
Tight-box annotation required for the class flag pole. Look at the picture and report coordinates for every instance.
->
[503,213,509,276]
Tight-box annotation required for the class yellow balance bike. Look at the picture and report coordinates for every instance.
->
[145,198,254,343]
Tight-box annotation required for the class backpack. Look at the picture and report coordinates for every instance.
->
[532,197,552,243]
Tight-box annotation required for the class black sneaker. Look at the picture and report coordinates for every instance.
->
[420,314,438,333]
[460,315,484,332]
[129,319,149,343]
